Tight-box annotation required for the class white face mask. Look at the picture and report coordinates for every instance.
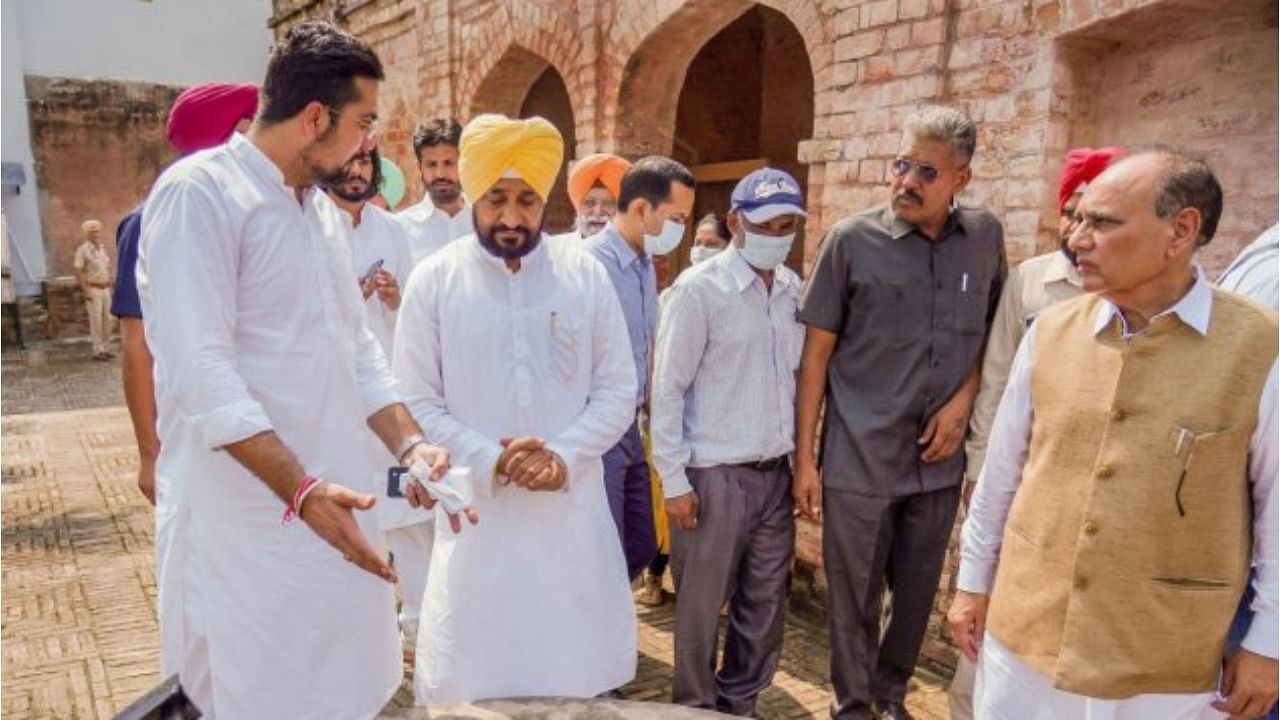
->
[690,245,721,265]
[738,230,795,270]
[643,218,685,256]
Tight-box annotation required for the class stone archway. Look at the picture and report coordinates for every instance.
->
[604,0,830,269]
[604,2,818,277]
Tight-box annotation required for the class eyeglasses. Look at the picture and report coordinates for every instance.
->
[889,157,963,184]
[325,105,380,134]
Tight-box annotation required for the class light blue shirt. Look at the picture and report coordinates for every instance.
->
[586,223,656,409]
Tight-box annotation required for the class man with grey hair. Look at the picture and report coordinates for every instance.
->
[796,105,1005,720]
[949,148,1277,719]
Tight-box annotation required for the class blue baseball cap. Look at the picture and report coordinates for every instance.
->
[731,168,807,224]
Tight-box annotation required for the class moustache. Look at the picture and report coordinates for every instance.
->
[894,191,923,205]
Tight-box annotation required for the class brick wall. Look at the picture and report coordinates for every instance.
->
[25,76,180,278]
[273,0,1280,674]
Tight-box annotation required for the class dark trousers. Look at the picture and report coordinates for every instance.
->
[671,464,796,716]
[603,420,657,580]
[824,484,961,720]
[4,301,22,349]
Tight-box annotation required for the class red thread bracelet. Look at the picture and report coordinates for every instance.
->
[282,475,320,524]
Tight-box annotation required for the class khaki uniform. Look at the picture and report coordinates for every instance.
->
[73,240,113,354]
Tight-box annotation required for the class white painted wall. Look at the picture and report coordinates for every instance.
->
[15,0,274,87]
[2,0,48,295]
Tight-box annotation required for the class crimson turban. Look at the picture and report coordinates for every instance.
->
[166,83,259,155]
[1059,147,1126,211]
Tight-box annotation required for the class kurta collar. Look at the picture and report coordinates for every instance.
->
[228,133,314,205]
[1093,266,1212,338]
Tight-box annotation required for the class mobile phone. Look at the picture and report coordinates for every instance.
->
[387,465,409,498]
[360,259,385,286]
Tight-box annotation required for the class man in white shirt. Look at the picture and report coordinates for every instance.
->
[949,149,1278,719]
[324,144,433,660]
[652,168,806,716]
[1219,224,1279,311]
[398,118,474,263]
[137,22,468,718]
[394,113,638,703]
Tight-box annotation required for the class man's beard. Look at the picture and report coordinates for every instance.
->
[477,220,543,260]
[328,175,374,203]
[577,214,609,238]
[427,180,461,206]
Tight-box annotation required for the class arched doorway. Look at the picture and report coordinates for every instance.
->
[670,4,815,278]
[468,46,578,234]
[519,67,578,234]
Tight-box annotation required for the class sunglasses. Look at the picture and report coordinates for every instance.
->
[890,158,963,184]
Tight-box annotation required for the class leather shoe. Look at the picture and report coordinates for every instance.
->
[872,702,915,720]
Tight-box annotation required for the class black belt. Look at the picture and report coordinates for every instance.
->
[731,455,790,473]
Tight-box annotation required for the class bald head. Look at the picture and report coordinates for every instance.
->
[1069,148,1221,303]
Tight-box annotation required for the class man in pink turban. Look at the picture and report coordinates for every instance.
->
[114,82,261,508]
[165,82,259,155]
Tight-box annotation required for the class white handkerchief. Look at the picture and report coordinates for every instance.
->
[409,461,473,515]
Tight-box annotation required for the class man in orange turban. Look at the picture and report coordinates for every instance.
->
[564,153,631,241]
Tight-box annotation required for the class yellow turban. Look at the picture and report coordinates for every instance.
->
[81,220,102,235]
[568,153,630,210]
[458,114,564,203]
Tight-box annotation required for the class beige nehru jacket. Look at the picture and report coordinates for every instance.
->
[965,251,1082,481]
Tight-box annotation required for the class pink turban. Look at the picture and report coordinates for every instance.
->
[166,83,259,155]
[1058,147,1126,211]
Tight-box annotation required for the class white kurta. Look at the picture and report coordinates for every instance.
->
[393,235,638,703]
[138,133,401,720]
[344,203,430,532]
[397,195,474,265]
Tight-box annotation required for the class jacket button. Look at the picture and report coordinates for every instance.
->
[1096,466,1114,480]
[1083,521,1099,536]
[1111,408,1127,421]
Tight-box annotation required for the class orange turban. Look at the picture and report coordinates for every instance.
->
[568,153,630,210]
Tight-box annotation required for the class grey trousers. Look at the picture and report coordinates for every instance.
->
[671,464,796,716]
[824,484,961,720]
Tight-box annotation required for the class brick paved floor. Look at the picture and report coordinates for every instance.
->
[1,341,951,719]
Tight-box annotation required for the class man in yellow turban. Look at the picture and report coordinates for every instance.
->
[562,153,631,241]
[395,113,641,701]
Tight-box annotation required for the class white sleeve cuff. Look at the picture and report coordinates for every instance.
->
[1241,609,1279,660]
[360,377,402,419]
[956,559,997,595]
[197,399,273,450]
[661,469,693,499]
[544,441,575,495]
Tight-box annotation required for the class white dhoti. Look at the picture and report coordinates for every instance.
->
[975,633,1225,720]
